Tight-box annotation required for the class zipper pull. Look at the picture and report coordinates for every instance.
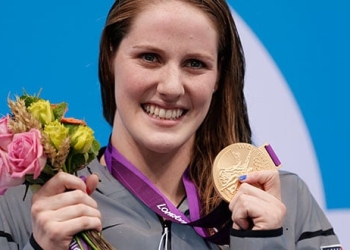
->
[158,220,171,250]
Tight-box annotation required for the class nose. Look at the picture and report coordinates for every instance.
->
[157,63,185,101]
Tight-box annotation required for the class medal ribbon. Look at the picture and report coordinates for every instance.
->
[104,141,231,244]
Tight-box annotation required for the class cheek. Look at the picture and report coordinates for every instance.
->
[194,89,212,105]
[190,77,217,107]
[113,65,147,106]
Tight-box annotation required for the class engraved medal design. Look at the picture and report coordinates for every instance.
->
[212,143,280,202]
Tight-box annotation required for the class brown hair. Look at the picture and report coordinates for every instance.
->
[98,0,251,215]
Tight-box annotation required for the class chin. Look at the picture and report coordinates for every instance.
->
[144,143,179,154]
[141,135,194,155]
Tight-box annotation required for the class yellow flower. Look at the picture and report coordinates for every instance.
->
[28,100,54,125]
[70,126,94,153]
[43,120,69,149]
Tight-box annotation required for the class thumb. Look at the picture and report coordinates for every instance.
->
[83,173,99,195]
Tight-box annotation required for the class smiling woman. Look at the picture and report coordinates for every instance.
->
[110,1,218,157]
[228,1,350,248]
[0,0,343,249]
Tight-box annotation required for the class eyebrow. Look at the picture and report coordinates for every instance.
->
[131,44,216,62]
[131,44,163,54]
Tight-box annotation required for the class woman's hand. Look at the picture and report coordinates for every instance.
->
[30,172,101,250]
[228,169,286,230]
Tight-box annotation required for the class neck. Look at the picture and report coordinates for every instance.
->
[144,162,187,206]
[103,140,192,206]
[134,151,189,206]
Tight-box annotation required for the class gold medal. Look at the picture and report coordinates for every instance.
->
[212,143,281,202]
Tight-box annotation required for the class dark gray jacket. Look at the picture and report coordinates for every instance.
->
[0,159,341,249]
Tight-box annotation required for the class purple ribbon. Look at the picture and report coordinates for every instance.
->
[264,144,281,167]
[69,237,89,250]
[104,141,231,244]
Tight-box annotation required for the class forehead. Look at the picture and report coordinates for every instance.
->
[126,0,218,44]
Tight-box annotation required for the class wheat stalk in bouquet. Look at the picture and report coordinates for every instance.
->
[0,90,114,250]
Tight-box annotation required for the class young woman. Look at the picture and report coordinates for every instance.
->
[0,0,341,249]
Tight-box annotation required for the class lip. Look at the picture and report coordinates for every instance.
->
[141,104,187,120]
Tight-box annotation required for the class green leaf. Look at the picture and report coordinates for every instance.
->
[64,123,79,136]
[82,139,100,164]
[19,89,42,107]
[52,102,68,120]
[65,152,85,173]
[90,139,101,156]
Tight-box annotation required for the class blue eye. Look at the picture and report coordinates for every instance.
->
[187,59,204,68]
[142,53,156,62]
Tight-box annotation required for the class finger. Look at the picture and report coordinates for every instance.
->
[34,213,102,248]
[238,169,281,199]
[32,200,102,244]
[62,216,102,234]
[229,189,286,230]
[50,203,101,224]
[85,173,99,195]
[33,172,86,198]
[231,208,251,230]
[230,192,256,230]
[32,189,99,213]
[229,182,283,218]
[233,194,283,229]
[230,192,257,230]
[229,182,276,211]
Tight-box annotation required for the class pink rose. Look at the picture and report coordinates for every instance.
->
[0,150,25,195]
[8,129,47,179]
[0,115,13,151]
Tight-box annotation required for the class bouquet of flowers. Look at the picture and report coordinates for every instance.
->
[0,90,114,250]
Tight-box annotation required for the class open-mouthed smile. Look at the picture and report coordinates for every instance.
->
[142,104,186,120]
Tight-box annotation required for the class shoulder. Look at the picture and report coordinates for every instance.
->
[0,185,32,248]
[278,169,322,223]
[279,170,310,191]
[79,158,127,196]
[278,169,327,227]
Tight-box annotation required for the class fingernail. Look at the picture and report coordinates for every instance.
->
[239,175,247,181]
[86,186,91,195]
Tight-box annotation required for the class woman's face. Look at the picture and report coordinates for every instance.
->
[112,0,219,154]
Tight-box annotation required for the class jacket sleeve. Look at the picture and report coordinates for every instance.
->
[0,185,33,250]
[229,171,342,249]
[229,226,287,249]
[285,171,341,249]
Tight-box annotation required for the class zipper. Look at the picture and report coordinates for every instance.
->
[156,216,224,250]
[157,217,172,250]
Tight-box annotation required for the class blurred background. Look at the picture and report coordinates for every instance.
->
[0,1,349,248]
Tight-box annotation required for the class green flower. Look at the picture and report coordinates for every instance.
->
[28,100,54,125]
[43,120,69,149]
[70,126,94,153]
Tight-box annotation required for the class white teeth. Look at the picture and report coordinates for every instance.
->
[159,108,165,117]
[154,107,160,116]
[177,110,181,117]
[143,104,184,120]
[165,110,172,119]
[150,105,155,114]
